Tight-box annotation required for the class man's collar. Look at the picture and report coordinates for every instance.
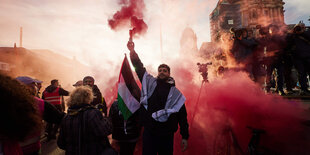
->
[157,77,175,86]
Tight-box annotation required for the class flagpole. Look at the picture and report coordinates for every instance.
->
[160,23,163,61]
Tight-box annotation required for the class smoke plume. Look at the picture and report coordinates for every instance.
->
[170,58,310,154]
[108,0,148,39]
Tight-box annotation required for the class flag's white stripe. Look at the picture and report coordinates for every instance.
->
[118,74,140,113]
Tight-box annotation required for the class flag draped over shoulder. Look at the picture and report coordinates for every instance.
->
[118,55,141,120]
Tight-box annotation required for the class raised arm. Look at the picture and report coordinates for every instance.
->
[127,40,146,82]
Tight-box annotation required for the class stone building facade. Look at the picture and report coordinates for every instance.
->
[210,0,285,42]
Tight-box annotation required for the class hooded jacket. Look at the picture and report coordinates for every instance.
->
[42,85,69,100]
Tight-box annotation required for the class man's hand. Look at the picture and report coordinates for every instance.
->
[127,40,135,52]
[111,140,120,152]
[181,139,188,152]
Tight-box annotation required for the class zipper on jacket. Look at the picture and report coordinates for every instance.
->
[124,120,128,135]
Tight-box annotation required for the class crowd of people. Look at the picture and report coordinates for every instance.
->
[222,22,310,96]
[0,39,189,155]
[2,21,309,155]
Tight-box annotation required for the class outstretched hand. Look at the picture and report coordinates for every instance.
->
[127,40,135,52]
[181,139,188,152]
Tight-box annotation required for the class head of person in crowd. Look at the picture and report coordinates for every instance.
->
[67,86,94,107]
[16,76,38,96]
[0,74,42,141]
[51,79,59,87]
[247,29,254,39]
[293,23,306,34]
[34,79,43,91]
[83,76,95,87]
[157,64,170,81]
[242,28,248,39]
[73,80,83,88]
[234,29,243,40]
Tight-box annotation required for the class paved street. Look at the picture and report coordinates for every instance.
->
[40,136,64,155]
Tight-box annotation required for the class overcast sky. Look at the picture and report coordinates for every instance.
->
[0,0,309,68]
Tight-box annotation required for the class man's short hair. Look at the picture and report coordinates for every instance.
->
[234,29,243,38]
[158,64,170,73]
[51,79,58,85]
[83,76,95,83]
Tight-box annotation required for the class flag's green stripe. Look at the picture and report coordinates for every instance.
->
[117,93,132,120]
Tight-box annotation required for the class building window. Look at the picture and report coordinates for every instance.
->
[252,11,257,18]
[228,20,234,25]
[0,63,9,71]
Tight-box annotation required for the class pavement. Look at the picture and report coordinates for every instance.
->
[40,135,64,155]
[40,134,114,155]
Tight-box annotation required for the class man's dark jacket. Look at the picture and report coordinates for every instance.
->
[90,85,107,116]
[231,38,257,63]
[43,100,64,124]
[109,100,141,141]
[42,85,69,98]
[130,50,189,140]
[288,31,310,59]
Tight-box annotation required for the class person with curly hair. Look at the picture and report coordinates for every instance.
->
[0,74,42,155]
[57,86,115,155]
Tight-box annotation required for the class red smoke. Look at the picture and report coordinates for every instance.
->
[108,0,148,39]
[172,64,310,154]
[103,55,310,154]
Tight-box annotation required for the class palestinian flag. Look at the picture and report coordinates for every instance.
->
[118,55,141,120]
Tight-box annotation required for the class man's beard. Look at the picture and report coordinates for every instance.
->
[157,75,169,81]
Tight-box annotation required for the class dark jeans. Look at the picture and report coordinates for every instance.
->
[293,57,310,91]
[283,56,295,90]
[252,60,266,83]
[142,129,174,155]
[118,141,137,155]
[46,104,62,138]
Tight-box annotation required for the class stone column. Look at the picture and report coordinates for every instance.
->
[270,8,274,21]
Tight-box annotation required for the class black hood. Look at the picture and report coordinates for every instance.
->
[67,104,93,116]
[92,85,101,93]
[45,85,58,93]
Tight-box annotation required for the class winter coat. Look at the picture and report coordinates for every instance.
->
[288,31,310,59]
[90,85,107,116]
[42,85,69,98]
[109,100,141,141]
[57,104,112,155]
[231,38,257,63]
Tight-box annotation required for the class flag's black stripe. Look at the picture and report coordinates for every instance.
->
[121,57,141,101]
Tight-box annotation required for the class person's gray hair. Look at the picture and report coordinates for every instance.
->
[67,86,93,107]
